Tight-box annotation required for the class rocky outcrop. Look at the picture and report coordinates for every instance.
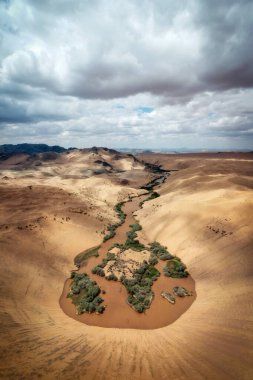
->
[161,291,175,304]
[173,286,192,297]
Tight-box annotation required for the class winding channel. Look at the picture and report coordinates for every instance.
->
[59,176,196,329]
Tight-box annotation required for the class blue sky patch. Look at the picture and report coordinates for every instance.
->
[135,107,154,114]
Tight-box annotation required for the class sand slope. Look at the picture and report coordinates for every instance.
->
[0,153,253,379]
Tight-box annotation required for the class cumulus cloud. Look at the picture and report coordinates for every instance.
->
[0,0,252,149]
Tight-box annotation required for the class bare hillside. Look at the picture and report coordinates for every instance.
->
[0,153,252,379]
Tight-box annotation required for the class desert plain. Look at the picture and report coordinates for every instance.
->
[0,148,253,379]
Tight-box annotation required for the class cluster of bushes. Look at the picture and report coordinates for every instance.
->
[130,223,142,232]
[67,272,105,314]
[149,241,174,260]
[125,239,146,251]
[114,202,126,222]
[113,239,145,253]
[110,222,145,252]
[122,223,145,251]
[92,252,116,277]
[125,223,142,242]
[121,261,160,313]
[103,202,126,242]
[126,229,137,241]
[103,223,119,242]
[148,254,158,265]
[106,273,118,281]
[148,241,189,277]
[163,258,189,278]
[139,191,160,208]
[74,245,100,268]
[92,266,105,276]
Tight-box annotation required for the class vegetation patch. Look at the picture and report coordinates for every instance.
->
[122,260,160,313]
[149,242,189,277]
[148,254,158,265]
[112,222,145,252]
[67,272,105,314]
[106,273,118,281]
[149,241,174,260]
[173,286,192,297]
[163,258,189,278]
[130,223,142,232]
[92,252,116,277]
[139,191,160,207]
[91,266,105,277]
[103,223,119,241]
[103,202,126,242]
[113,240,145,252]
[114,202,126,222]
[74,245,100,268]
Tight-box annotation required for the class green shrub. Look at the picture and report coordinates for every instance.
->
[70,270,76,278]
[149,241,174,260]
[130,223,142,232]
[144,266,160,280]
[159,253,174,260]
[92,249,117,280]
[67,272,105,314]
[92,266,105,277]
[103,202,126,242]
[93,296,103,305]
[127,230,137,240]
[96,305,105,314]
[106,273,118,281]
[106,252,116,261]
[163,258,189,278]
[148,255,158,265]
[125,239,146,251]
[139,191,160,207]
[123,261,160,313]
[114,202,126,221]
[135,304,144,313]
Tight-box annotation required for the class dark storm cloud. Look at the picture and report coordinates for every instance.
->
[195,0,253,91]
[0,97,32,124]
[0,0,253,148]
[2,0,253,100]
[1,0,251,101]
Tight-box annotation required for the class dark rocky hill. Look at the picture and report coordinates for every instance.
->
[0,143,69,157]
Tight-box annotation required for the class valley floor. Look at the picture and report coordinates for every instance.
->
[0,151,253,379]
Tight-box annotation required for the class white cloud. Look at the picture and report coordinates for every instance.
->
[0,0,253,149]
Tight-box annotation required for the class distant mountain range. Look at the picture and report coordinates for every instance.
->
[1,144,250,158]
[0,143,70,156]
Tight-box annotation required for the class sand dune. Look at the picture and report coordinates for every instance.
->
[0,153,252,379]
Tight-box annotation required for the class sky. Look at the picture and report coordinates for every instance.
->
[0,0,253,150]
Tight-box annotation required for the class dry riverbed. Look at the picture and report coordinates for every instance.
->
[59,193,196,329]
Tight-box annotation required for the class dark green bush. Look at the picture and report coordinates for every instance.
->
[149,241,174,260]
[123,261,160,313]
[106,273,118,281]
[139,191,160,207]
[129,223,142,232]
[67,272,105,314]
[70,270,76,278]
[114,202,126,221]
[163,258,189,278]
[127,230,137,240]
[93,252,117,280]
[92,266,105,277]
[103,202,126,242]
[148,255,158,265]
[96,305,105,314]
